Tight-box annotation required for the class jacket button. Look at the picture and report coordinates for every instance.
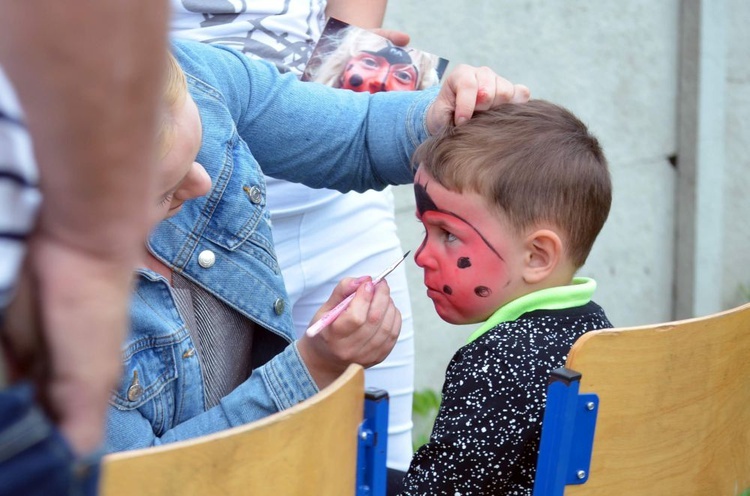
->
[198,250,216,268]
[245,185,263,204]
[273,298,285,315]
[127,371,143,401]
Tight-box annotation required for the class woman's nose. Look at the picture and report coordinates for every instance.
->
[185,162,212,200]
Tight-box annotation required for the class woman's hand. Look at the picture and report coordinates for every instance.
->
[427,64,530,134]
[370,28,410,47]
[297,276,401,389]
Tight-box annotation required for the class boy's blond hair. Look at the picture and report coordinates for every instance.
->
[413,100,611,268]
[158,52,188,157]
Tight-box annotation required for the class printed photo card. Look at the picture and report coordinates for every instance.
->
[302,17,449,93]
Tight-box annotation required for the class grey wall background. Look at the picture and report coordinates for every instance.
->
[383,0,750,392]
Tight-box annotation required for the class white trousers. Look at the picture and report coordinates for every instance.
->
[271,188,415,471]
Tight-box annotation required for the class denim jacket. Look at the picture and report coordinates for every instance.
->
[104,39,436,451]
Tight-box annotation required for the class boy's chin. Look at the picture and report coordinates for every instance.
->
[433,304,481,326]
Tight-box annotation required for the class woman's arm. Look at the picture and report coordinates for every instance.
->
[0,0,169,456]
[326,0,410,49]
[325,0,387,29]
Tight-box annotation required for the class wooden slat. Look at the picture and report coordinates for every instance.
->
[565,303,750,495]
[100,364,365,496]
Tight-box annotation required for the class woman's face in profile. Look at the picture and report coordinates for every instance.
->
[340,47,419,93]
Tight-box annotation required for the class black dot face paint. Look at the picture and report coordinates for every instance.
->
[457,257,472,269]
[348,74,363,88]
[474,286,491,297]
[443,285,453,295]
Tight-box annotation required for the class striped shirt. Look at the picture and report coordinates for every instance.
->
[0,66,40,317]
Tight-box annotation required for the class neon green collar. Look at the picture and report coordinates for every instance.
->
[466,277,596,344]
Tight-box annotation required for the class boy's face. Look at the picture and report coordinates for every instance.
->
[413,167,529,325]
[153,93,212,226]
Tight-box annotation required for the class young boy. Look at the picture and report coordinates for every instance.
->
[401,100,613,495]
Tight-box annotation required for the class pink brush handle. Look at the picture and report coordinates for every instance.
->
[305,292,357,337]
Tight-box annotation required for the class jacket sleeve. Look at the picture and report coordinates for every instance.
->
[173,39,436,193]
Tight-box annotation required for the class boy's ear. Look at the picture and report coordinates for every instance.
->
[522,229,563,285]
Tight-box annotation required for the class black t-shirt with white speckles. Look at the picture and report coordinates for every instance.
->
[400,301,612,495]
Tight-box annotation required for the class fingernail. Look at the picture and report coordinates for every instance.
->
[365,282,374,293]
[456,116,468,126]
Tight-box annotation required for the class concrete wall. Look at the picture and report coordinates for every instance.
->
[383,1,749,392]
[723,0,750,309]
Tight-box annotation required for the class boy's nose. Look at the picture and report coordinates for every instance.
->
[413,239,432,268]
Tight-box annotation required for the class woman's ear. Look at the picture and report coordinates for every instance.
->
[522,229,563,285]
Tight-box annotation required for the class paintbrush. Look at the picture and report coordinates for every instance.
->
[305,251,410,337]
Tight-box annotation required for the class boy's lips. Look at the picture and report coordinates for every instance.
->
[423,271,447,299]
[424,283,444,298]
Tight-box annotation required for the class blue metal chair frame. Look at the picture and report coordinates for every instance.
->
[533,367,599,496]
[356,388,389,496]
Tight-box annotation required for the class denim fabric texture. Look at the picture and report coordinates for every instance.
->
[105,39,436,452]
[0,382,99,496]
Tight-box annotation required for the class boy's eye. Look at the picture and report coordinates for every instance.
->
[443,230,458,243]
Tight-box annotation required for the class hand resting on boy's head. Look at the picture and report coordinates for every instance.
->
[428,64,530,132]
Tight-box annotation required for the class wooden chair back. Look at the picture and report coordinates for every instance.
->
[564,302,750,495]
[99,364,365,496]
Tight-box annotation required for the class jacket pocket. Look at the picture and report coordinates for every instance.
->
[109,343,178,436]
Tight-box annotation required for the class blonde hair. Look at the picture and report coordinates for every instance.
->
[307,26,440,90]
[158,52,188,157]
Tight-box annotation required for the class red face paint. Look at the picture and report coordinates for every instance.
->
[340,48,419,94]
[414,169,528,325]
